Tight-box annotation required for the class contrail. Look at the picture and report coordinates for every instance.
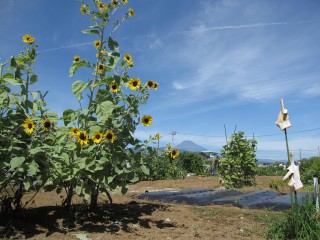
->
[179,20,320,34]
[38,42,93,53]
[37,20,320,53]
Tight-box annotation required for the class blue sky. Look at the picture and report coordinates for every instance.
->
[1,0,320,161]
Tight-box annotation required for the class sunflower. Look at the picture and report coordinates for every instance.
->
[42,119,52,131]
[154,133,161,140]
[96,63,106,74]
[110,82,120,93]
[145,80,155,89]
[170,148,180,159]
[23,118,35,134]
[128,8,135,17]
[80,4,87,14]
[96,50,107,58]
[77,131,89,145]
[123,53,132,63]
[121,0,128,4]
[128,78,140,90]
[141,115,152,126]
[70,127,80,136]
[128,61,134,68]
[22,34,35,44]
[92,131,103,144]
[73,55,80,63]
[97,1,107,11]
[94,40,101,50]
[152,81,159,90]
[104,130,116,143]
[111,0,120,8]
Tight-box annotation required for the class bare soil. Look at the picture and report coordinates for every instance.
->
[0,176,284,240]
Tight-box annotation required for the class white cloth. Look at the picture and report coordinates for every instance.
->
[283,164,303,190]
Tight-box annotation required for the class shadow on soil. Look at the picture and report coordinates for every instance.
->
[0,201,170,239]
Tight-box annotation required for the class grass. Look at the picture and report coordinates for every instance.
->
[267,196,320,239]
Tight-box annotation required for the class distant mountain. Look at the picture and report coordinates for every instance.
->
[175,140,207,152]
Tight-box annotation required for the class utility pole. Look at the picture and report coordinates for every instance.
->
[318,146,320,158]
[169,131,176,146]
[300,148,302,161]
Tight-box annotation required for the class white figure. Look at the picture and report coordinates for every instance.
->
[275,98,291,130]
[283,152,303,190]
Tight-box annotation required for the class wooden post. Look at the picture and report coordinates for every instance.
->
[314,177,319,213]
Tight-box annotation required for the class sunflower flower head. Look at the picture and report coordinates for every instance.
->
[42,119,52,131]
[94,40,101,50]
[23,118,35,134]
[128,8,135,17]
[145,80,155,89]
[124,53,132,63]
[104,130,116,143]
[70,127,80,136]
[121,0,128,5]
[141,115,152,127]
[96,63,106,74]
[92,131,103,144]
[22,34,35,44]
[97,1,108,11]
[128,78,141,90]
[128,60,134,68]
[110,82,120,93]
[73,55,80,63]
[111,0,120,8]
[170,148,180,159]
[154,133,161,140]
[80,4,88,14]
[77,131,89,145]
[152,81,159,90]
[96,49,107,58]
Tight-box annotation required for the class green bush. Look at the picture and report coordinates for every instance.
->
[138,149,186,181]
[257,162,287,176]
[178,152,208,175]
[219,131,257,188]
[300,156,320,184]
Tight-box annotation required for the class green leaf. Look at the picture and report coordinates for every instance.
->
[63,109,76,126]
[30,74,38,84]
[108,37,119,52]
[121,184,128,195]
[69,61,88,77]
[108,52,120,69]
[95,100,114,121]
[141,165,150,175]
[72,80,91,101]
[82,29,100,35]
[10,156,25,169]
[31,91,38,99]
[107,176,114,184]
[10,56,18,67]
[24,181,31,191]
[129,173,139,183]
[28,161,38,175]
[3,73,22,86]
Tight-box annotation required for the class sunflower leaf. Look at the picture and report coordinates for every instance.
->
[3,73,22,86]
[108,37,119,52]
[69,61,88,77]
[10,157,25,169]
[95,100,114,121]
[72,80,91,101]
[81,29,100,35]
[141,165,150,175]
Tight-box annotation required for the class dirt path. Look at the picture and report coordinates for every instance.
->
[1,176,283,239]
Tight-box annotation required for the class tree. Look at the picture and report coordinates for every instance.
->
[219,131,257,188]
[179,152,207,175]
